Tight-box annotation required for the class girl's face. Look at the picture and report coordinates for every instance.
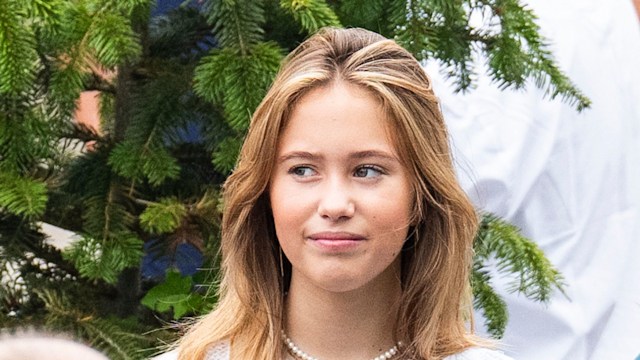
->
[269,81,413,294]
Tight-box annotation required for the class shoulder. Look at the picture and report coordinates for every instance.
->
[152,341,230,360]
[152,350,177,360]
[444,347,514,360]
[205,340,231,360]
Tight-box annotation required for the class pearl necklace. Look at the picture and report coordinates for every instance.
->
[281,331,401,360]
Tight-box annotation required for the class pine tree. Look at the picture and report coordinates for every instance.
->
[0,0,583,356]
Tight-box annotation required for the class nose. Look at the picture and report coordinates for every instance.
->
[317,177,355,221]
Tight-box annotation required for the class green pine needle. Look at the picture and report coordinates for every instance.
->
[139,197,187,234]
[212,136,244,174]
[471,266,508,338]
[0,173,48,218]
[203,0,266,53]
[62,234,143,284]
[471,212,567,338]
[37,289,149,360]
[88,13,141,68]
[475,213,566,303]
[0,0,39,95]
[335,0,387,33]
[194,42,283,131]
[280,0,341,33]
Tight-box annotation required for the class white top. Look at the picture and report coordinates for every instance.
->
[154,343,513,360]
[425,0,640,359]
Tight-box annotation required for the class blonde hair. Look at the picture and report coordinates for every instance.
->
[177,27,479,360]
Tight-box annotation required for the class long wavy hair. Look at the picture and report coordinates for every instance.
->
[177,27,480,360]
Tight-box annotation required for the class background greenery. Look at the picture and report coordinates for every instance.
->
[0,0,579,358]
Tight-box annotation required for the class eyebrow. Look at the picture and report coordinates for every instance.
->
[277,150,399,163]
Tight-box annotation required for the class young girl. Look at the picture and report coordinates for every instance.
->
[163,27,512,360]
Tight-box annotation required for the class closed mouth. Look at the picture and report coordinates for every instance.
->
[308,232,366,241]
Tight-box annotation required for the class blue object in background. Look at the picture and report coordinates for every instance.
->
[173,242,203,275]
[141,239,204,279]
[152,0,183,17]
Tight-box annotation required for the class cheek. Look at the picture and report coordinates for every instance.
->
[269,182,311,243]
[373,182,414,226]
[374,183,414,250]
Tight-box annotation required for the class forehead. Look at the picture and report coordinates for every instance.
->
[277,82,401,156]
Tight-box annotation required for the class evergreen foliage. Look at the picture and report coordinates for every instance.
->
[0,172,48,218]
[140,198,187,234]
[473,213,566,338]
[37,288,165,360]
[280,0,342,33]
[1,0,576,355]
[62,234,144,284]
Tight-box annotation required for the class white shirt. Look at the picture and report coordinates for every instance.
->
[426,0,640,359]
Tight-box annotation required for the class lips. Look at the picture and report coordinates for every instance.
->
[307,232,365,252]
[308,232,366,241]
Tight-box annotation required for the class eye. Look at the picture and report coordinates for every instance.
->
[288,166,316,177]
[353,165,384,178]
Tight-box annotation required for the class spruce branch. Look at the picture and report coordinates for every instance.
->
[0,214,46,261]
[475,212,567,302]
[471,263,508,338]
[36,289,147,360]
[471,213,566,338]
[88,12,142,68]
[108,74,188,187]
[47,63,88,115]
[202,0,266,54]
[0,107,55,174]
[59,121,103,143]
[211,136,244,174]
[85,72,117,94]
[62,234,143,284]
[148,6,214,59]
[0,172,48,218]
[141,145,182,187]
[471,213,566,337]
[335,0,388,34]
[0,0,39,95]
[99,0,152,18]
[194,42,283,132]
[390,0,591,110]
[23,0,64,25]
[64,150,136,248]
[280,0,341,34]
[482,0,590,110]
[82,183,134,243]
[139,197,187,234]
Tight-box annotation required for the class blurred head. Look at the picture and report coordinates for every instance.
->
[0,333,108,360]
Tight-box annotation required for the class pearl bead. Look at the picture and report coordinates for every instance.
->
[282,330,401,360]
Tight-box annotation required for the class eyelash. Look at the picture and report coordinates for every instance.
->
[288,166,316,177]
[353,165,385,178]
[287,165,386,178]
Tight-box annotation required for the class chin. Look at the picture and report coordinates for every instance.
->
[306,270,378,294]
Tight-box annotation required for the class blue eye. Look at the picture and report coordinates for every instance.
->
[289,166,316,177]
[354,165,383,178]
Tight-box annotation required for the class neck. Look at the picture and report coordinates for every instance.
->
[284,264,402,360]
